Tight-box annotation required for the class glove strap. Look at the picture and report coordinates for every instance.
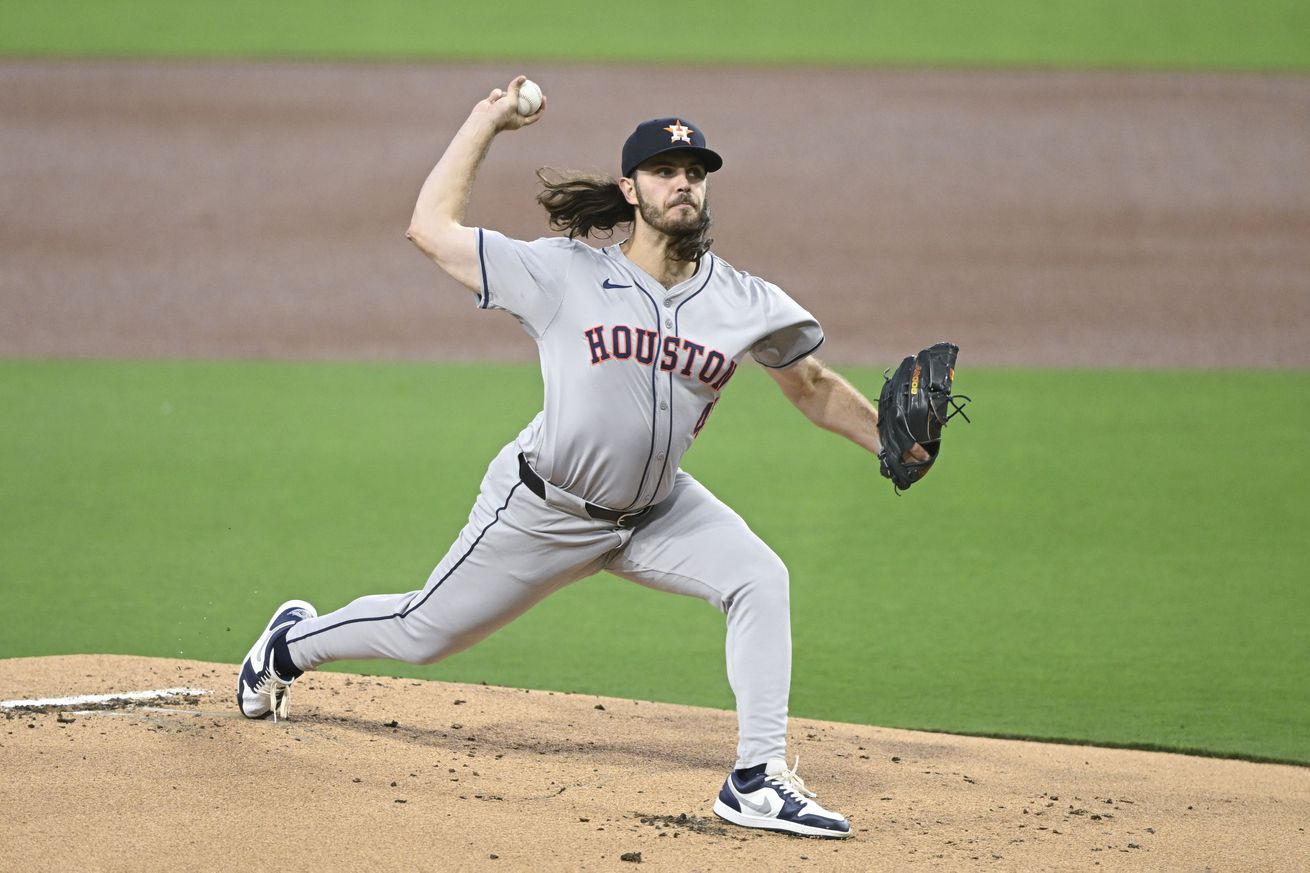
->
[877,449,905,497]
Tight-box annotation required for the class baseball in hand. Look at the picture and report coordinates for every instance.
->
[517,79,543,116]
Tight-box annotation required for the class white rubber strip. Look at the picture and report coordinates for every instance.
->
[1,687,209,709]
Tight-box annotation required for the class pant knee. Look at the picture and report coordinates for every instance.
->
[406,623,487,666]
[725,550,790,612]
[407,632,465,666]
[391,620,454,665]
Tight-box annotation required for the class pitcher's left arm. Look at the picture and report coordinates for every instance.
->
[766,356,929,464]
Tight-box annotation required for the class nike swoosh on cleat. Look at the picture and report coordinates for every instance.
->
[247,641,268,673]
[248,617,300,673]
[736,793,773,815]
[601,279,632,289]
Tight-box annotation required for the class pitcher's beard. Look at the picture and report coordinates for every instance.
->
[634,188,713,258]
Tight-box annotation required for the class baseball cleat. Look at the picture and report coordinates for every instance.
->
[236,599,315,721]
[712,757,851,838]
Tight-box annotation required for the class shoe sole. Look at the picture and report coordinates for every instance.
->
[237,599,315,719]
[712,799,852,838]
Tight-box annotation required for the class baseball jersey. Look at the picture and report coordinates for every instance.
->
[476,229,824,511]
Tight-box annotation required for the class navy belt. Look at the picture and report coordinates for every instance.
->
[517,453,653,528]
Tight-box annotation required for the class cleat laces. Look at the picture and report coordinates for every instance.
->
[251,665,291,722]
[771,757,817,800]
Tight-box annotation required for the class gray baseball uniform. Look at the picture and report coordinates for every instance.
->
[284,231,823,769]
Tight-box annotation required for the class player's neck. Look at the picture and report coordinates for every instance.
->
[621,231,697,289]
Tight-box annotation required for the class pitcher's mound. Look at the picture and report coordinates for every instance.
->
[1,655,1304,871]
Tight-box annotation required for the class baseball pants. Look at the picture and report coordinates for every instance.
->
[285,440,792,769]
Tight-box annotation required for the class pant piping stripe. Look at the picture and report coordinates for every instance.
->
[287,481,524,645]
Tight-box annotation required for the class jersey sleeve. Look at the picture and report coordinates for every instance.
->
[748,278,826,368]
[475,229,576,338]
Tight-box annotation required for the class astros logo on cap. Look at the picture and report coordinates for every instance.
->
[663,120,693,143]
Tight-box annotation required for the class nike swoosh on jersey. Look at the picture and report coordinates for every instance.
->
[601,278,632,289]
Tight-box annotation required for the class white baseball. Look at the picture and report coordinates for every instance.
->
[517,79,543,116]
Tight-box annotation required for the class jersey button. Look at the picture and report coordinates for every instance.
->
[659,401,668,410]
[656,452,666,461]
[663,298,673,307]
[664,318,674,329]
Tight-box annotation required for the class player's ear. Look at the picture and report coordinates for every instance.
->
[618,176,638,207]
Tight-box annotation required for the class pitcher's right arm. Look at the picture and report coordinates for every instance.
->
[406,76,546,292]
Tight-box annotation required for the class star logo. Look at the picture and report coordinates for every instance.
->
[664,120,693,144]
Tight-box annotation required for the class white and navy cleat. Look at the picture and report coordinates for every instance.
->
[712,757,851,838]
[236,599,315,721]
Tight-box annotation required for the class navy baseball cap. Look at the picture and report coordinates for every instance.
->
[621,117,723,178]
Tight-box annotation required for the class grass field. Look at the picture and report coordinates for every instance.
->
[2,360,1306,764]
[1,0,1308,70]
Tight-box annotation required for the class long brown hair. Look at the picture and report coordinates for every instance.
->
[535,168,713,263]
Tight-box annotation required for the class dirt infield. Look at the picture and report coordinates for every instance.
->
[2,61,1308,365]
[2,655,1307,872]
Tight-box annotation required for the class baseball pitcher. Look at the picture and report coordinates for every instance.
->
[237,76,940,838]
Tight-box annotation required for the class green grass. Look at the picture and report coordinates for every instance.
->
[1,0,1308,70]
[2,361,1307,764]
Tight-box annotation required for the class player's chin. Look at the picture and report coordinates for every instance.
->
[663,207,701,228]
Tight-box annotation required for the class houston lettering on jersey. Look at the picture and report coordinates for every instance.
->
[584,324,738,390]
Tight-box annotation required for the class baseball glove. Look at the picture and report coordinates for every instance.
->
[877,342,971,493]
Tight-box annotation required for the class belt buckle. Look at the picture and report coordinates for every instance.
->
[614,510,644,529]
